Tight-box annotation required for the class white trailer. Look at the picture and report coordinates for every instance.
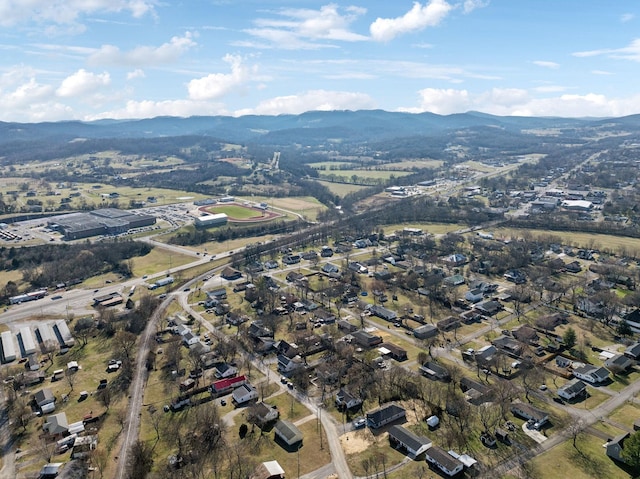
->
[20,327,37,355]
[1,331,16,362]
[38,323,57,348]
[54,320,75,347]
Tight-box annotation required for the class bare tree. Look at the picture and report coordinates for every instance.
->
[114,330,137,362]
[41,339,58,369]
[127,440,154,479]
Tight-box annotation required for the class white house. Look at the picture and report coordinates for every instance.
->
[573,365,609,384]
[232,383,259,406]
[182,332,199,346]
[425,446,464,476]
[388,425,432,458]
[557,379,587,401]
[214,363,238,379]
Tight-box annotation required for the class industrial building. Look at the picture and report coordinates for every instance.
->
[48,208,156,240]
[19,327,37,356]
[1,331,16,362]
[195,213,228,228]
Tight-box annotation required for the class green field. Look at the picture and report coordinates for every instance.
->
[205,204,263,219]
[316,180,368,197]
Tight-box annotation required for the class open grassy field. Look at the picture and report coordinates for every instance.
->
[493,227,640,256]
[382,222,467,235]
[529,433,632,479]
[204,204,264,219]
[316,179,368,197]
[383,159,444,170]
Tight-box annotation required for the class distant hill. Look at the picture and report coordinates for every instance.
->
[0,110,607,148]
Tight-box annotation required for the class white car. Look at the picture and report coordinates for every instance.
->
[353,417,366,428]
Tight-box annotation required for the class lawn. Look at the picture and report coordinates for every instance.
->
[204,204,264,220]
[530,433,633,479]
[610,403,640,429]
[316,180,368,197]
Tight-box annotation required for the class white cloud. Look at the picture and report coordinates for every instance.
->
[1,78,54,108]
[0,0,157,27]
[591,70,613,75]
[243,3,368,49]
[621,13,635,23]
[88,99,227,120]
[533,85,567,93]
[404,87,640,117]
[127,69,145,80]
[187,54,257,101]
[370,0,453,42]
[56,69,111,97]
[235,89,375,116]
[462,0,489,14]
[532,60,560,69]
[573,38,640,62]
[89,32,197,66]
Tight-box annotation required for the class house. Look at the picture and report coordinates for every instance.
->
[248,322,273,339]
[492,335,523,357]
[475,345,497,365]
[251,402,279,427]
[250,460,286,479]
[413,324,438,339]
[460,377,493,405]
[348,262,368,274]
[313,308,336,324]
[71,435,98,459]
[182,331,199,346]
[335,388,363,410]
[43,412,69,436]
[437,316,460,332]
[337,320,358,333]
[388,425,432,457]
[274,420,303,448]
[425,446,464,477]
[380,342,408,361]
[369,305,398,322]
[34,388,55,409]
[419,361,450,381]
[286,271,305,283]
[322,263,339,274]
[465,288,484,303]
[504,270,526,284]
[352,330,383,348]
[221,267,242,280]
[277,354,304,373]
[366,403,406,429]
[444,274,465,286]
[442,253,468,267]
[604,354,634,372]
[39,463,64,479]
[606,432,630,462]
[232,383,259,406]
[557,379,587,401]
[573,364,610,384]
[510,402,549,429]
[625,342,640,360]
[474,300,502,316]
[511,325,539,345]
[565,261,582,273]
[214,363,238,379]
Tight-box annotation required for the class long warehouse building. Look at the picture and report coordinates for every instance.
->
[48,208,156,240]
[54,320,75,347]
[1,331,15,362]
[20,327,37,355]
[37,323,57,348]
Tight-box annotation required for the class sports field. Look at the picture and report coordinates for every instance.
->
[201,202,283,222]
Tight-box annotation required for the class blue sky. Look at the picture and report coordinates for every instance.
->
[2,0,640,122]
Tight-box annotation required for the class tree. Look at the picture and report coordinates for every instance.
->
[74,316,95,346]
[114,330,137,361]
[621,430,640,472]
[563,327,577,350]
[617,320,633,338]
[127,440,154,479]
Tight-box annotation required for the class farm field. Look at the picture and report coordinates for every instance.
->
[316,180,367,197]
[316,169,412,180]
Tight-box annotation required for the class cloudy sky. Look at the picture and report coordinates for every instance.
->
[2,0,640,122]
